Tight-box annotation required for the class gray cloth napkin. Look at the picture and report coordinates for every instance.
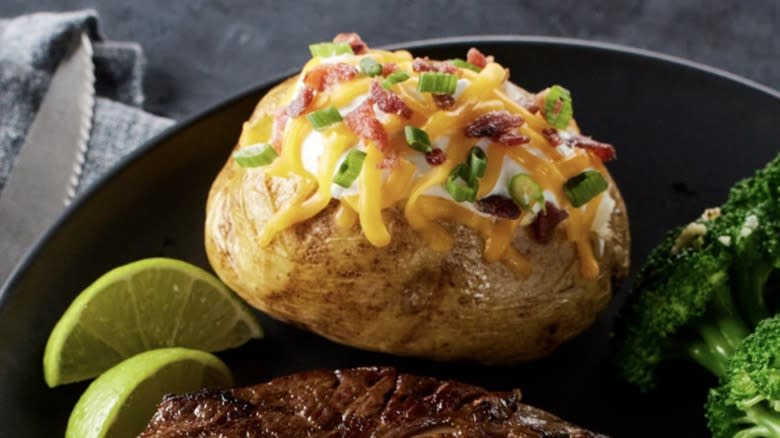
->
[0,9,174,196]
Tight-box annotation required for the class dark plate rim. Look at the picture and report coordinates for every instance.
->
[2,35,779,307]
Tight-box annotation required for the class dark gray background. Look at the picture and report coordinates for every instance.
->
[2,0,778,119]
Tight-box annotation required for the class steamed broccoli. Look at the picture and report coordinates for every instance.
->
[615,153,780,389]
[706,315,780,437]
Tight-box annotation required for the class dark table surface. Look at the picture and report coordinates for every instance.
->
[3,0,778,120]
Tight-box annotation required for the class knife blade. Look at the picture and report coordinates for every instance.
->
[0,33,95,284]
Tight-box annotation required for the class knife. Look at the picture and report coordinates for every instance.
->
[0,33,95,284]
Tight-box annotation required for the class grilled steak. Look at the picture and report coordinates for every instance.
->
[139,367,605,437]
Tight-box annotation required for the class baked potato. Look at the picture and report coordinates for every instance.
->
[205,34,630,364]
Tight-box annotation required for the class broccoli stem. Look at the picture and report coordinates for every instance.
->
[737,403,780,438]
[687,283,750,378]
[688,318,749,377]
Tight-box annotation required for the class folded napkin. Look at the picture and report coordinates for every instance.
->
[0,9,174,196]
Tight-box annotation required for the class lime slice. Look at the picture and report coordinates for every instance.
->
[66,348,233,438]
[44,258,262,387]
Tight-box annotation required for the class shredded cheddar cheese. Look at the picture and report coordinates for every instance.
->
[235,46,616,279]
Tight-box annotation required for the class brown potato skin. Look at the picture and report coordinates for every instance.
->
[205,78,630,364]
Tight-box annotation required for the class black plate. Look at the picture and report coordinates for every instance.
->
[1,37,778,437]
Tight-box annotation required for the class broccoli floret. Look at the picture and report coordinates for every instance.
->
[615,154,780,390]
[706,315,780,437]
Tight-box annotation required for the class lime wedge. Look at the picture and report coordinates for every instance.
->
[44,258,262,387]
[66,348,233,438]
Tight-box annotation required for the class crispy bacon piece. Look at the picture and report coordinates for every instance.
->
[412,57,457,74]
[475,195,521,220]
[542,128,562,146]
[370,80,412,119]
[425,148,447,166]
[496,132,530,145]
[344,101,389,153]
[531,202,569,244]
[303,63,359,92]
[432,94,456,110]
[270,87,314,152]
[466,47,494,69]
[465,111,525,145]
[571,136,616,161]
[381,62,397,77]
[542,128,616,161]
[286,86,314,117]
[333,32,368,55]
[271,110,288,154]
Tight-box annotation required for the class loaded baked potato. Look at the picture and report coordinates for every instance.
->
[205,33,630,363]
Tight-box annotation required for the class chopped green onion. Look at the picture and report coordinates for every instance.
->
[564,170,607,207]
[404,126,433,153]
[450,58,481,72]
[308,42,353,58]
[417,72,458,95]
[333,150,367,188]
[306,107,342,131]
[508,173,544,211]
[467,146,487,179]
[446,163,478,202]
[359,57,383,77]
[382,71,410,89]
[543,85,573,129]
[232,143,278,168]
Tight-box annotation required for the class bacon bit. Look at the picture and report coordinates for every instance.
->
[344,101,389,153]
[526,104,540,114]
[425,148,447,166]
[370,80,412,119]
[531,202,569,244]
[333,32,368,54]
[475,195,520,219]
[497,132,530,145]
[571,136,617,161]
[412,57,457,74]
[271,110,288,154]
[466,47,494,69]
[465,110,525,145]
[432,94,456,110]
[285,86,314,117]
[542,128,616,161]
[541,128,562,146]
[381,62,397,77]
[303,63,359,92]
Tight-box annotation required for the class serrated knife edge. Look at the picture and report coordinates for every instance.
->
[0,33,96,284]
[65,34,95,204]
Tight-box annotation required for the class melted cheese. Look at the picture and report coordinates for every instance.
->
[236,47,617,279]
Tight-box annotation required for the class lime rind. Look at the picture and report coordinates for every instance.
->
[44,258,261,387]
[65,348,233,438]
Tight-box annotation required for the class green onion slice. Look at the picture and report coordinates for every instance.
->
[417,72,458,95]
[306,107,343,131]
[404,126,433,153]
[359,57,383,77]
[232,143,278,168]
[564,170,607,207]
[333,150,367,188]
[543,85,573,129]
[467,146,487,179]
[508,173,544,211]
[381,71,410,89]
[450,58,481,72]
[309,42,353,58]
[446,163,478,202]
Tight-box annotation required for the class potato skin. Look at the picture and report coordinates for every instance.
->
[205,79,630,364]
